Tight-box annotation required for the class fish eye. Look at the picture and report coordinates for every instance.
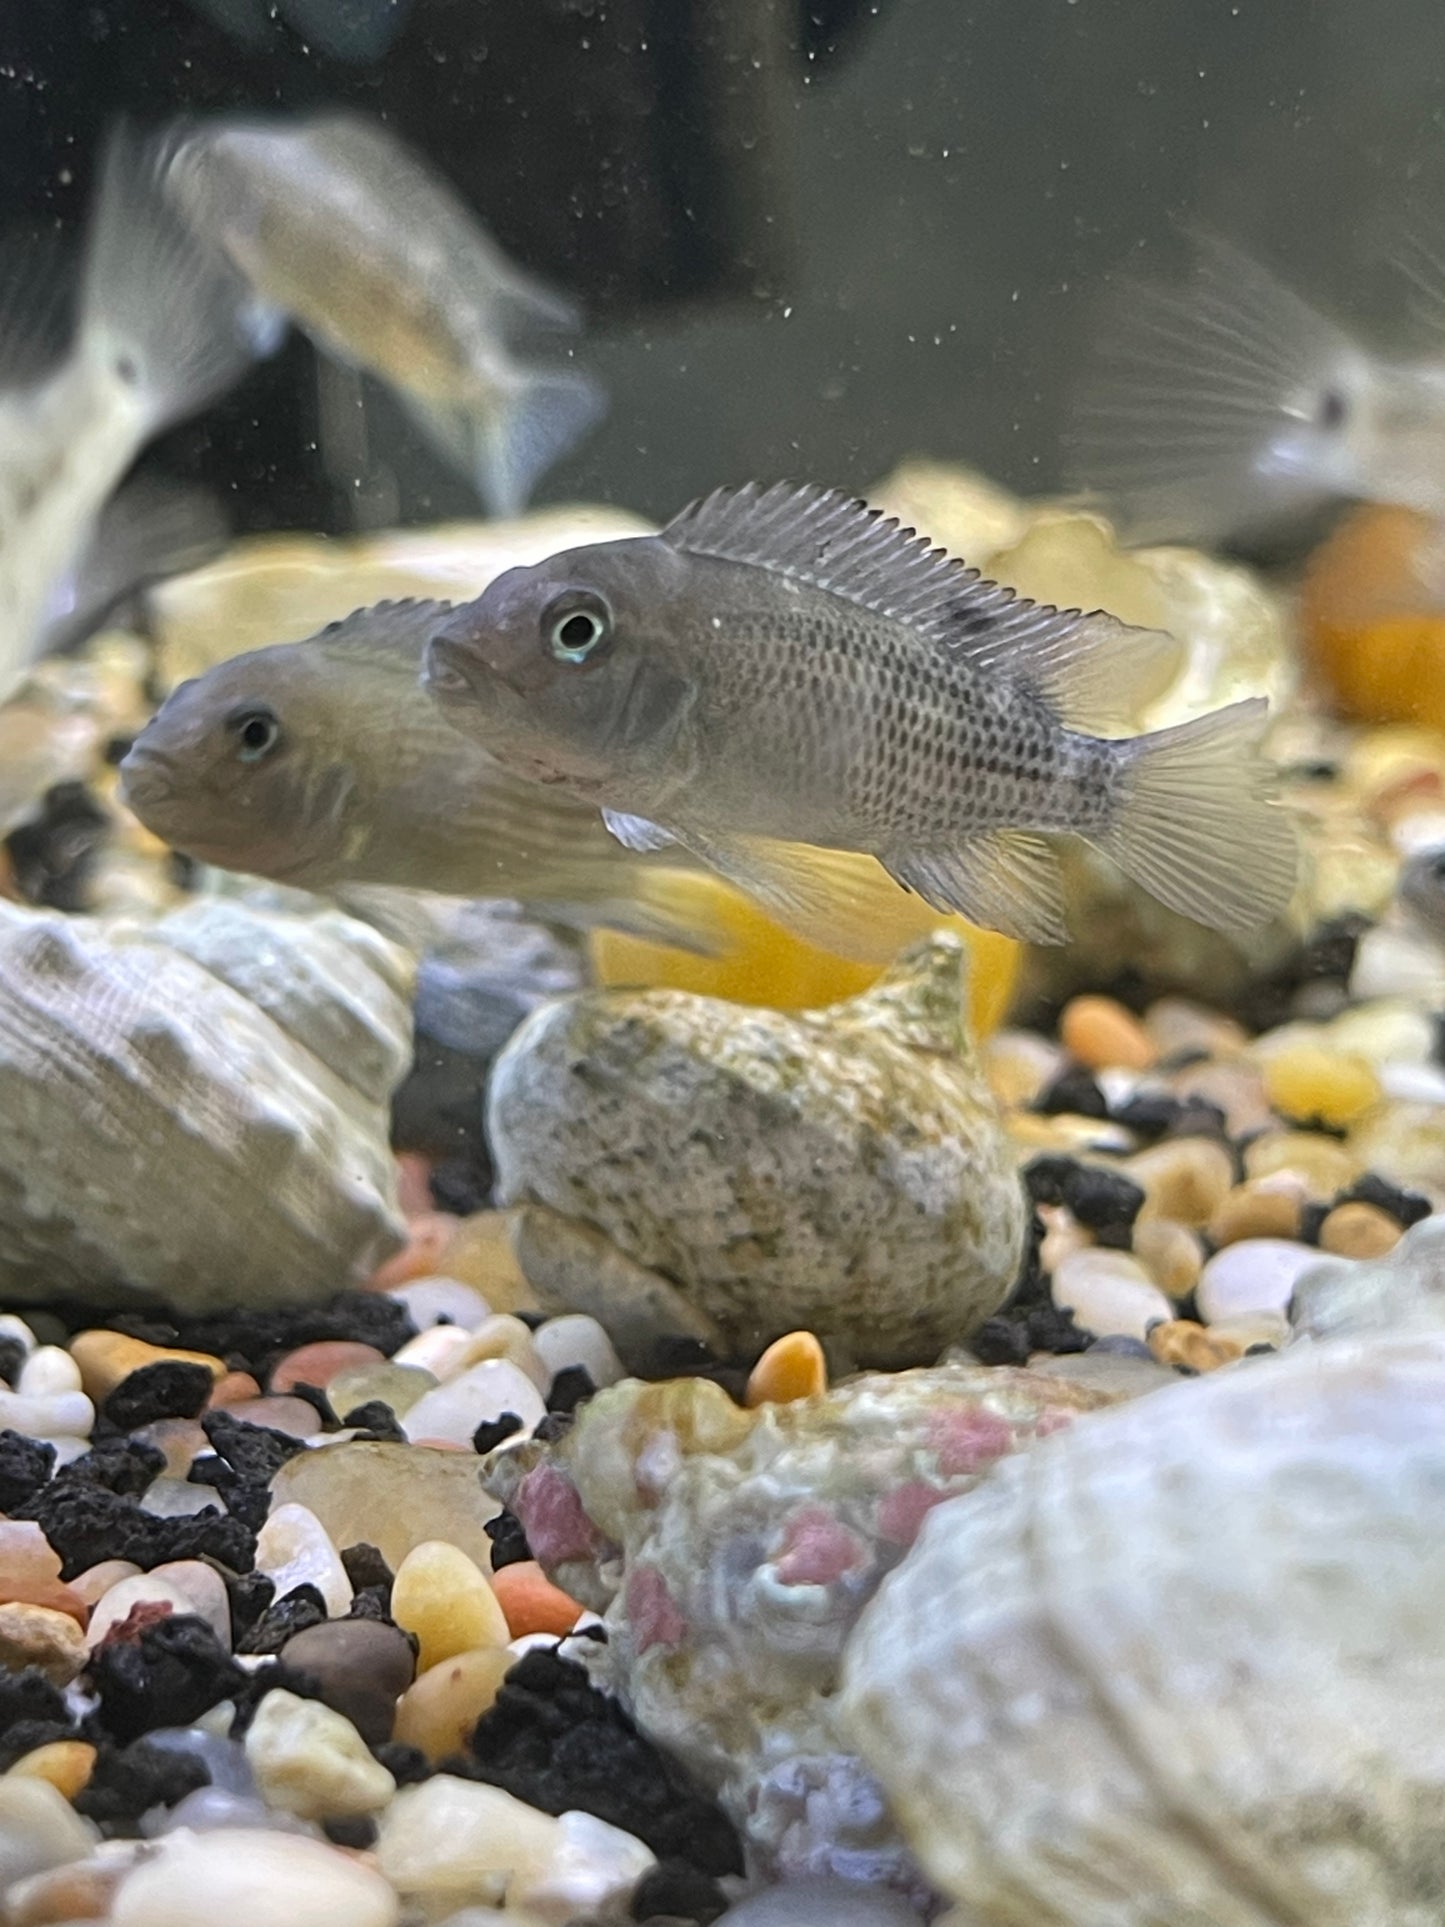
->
[226,704,282,763]
[542,591,613,666]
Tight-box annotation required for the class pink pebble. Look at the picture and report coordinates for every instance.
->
[514,1465,609,1567]
[270,1342,386,1395]
[222,1396,323,1439]
[366,1213,460,1289]
[207,1372,263,1409]
[773,1504,871,1587]
[395,1151,435,1217]
[926,1407,1015,1477]
[877,1479,952,1547]
[626,1564,687,1653]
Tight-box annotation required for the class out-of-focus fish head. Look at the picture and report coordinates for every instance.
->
[423,535,700,798]
[118,650,357,880]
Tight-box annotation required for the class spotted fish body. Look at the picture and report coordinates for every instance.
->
[424,482,1298,944]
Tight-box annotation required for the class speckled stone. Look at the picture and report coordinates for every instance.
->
[487,937,1027,1367]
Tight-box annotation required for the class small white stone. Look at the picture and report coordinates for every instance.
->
[0,1776,99,1894]
[0,1388,93,1439]
[142,1477,226,1519]
[111,1825,400,1927]
[255,1503,353,1617]
[86,1575,200,1651]
[1197,1237,1323,1325]
[1380,1061,1445,1106]
[1050,1249,1172,1342]
[388,1278,491,1331]
[1349,924,1445,1003]
[530,1316,625,1393]
[392,1324,476,1381]
[244,1687,396,1820]
[0,1315,36,1359]
[16,1346,82,1399]
[376,1774,560,1902]
[401,1360,547,1446]
[456,1316,550,1393]
[1327,999,1436,1066]
[46,1435,91,1468]
[150,1561,232,1646]
[508,1808,656,1925]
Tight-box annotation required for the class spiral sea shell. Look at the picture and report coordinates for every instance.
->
[0,896,411,1310]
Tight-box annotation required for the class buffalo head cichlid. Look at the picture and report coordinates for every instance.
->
[422,480,1298,946]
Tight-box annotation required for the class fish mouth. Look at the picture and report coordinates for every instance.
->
[422,631,491,702]
[116,746,176,810]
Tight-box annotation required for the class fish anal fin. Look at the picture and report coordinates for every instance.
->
[602,809,677,853]
[884,832,1069,945]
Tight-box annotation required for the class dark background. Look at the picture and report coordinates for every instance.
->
[2,0,1443,533]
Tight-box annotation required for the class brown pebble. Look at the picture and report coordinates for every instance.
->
[1147,1319,1246,1372]
[1243,1130,1359,1199]
[1126,1138,1235,1229]
[70,1330,225,1403]
[1143,997,1248,1061]
[745,1331,828,1407]
[270,1342,387,1396]
[1060,995,1155,1072]
[278,1618,417,1747]
[222,1396,324,1439]
[1206,1178,1305,1248]
[0,1603,88,1685]
[437,1209,541,1314]
[4,1739,96,1799]
[1319,1200,1403,1260]
[206,1371,263,1409]
[1129,1218,1203,1298]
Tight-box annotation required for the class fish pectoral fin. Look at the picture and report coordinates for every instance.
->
[676,829,938,966]
[602,810,677,853]
[883,833,1069,945]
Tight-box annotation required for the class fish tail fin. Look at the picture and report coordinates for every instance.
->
[1096,696,1298,935]
[474,365,608,518]
[1066,229,1373,546]
[75,119,264,439]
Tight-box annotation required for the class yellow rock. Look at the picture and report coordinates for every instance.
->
[1319,1200,1403,1260]
[1243,1130,1359,1199]
[1147,1318,1246,1372]
[1263,1044,1382,1128]
[1206,1178,1305,1249]
[745,1331,828,1408]
[391,1542,509,1673]
[0,1603,87,1686]
[1126,1139,1235,1229]
[1130,1217,1203,1299]
[392,1647,513,1763]
[433,1212,539,1315]
[590,884,1018,1034]
[70,1330,225,1403]
[5,1739,96,1799]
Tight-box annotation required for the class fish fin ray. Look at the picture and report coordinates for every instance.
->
[1096,696,1298,933]
[405,364,605,518]
[602,810,676,853]
[0,229,75,390]
[313,597,458,667]
[1064,228,1368,546]
[883,833,1069,944]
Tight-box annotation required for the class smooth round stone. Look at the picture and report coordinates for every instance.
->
[244,1687,396,1821]
[140,1788,283,1837]
[69,1331,224,1403]
[279,1618,417,1747]
[16,1347,82,1399]
[0,1522,65,1592]
[270,1342,387,1395]
[142,1477,226,1520]
[85,1575,197,1651]
[1124,1139,1235,1229]
[1196,1238,1322,1325]
[4,1737,97,1800]
[255,1504,353,1618]
[0,1389,93,1440]
[389,1278,491,1331]
[0,1602,87,1685]
[392,1325,476,1382]
[1129,1218,1203,1299]
[110,1826,401,1927]
[1263,1043,1381,1127]
[1319,1201,1404,1260]
[205,1370,264,1409]
[717,1878,926,1925]
[1059,995,1155,1072]
[376,1775,559,1902]
[1050,1250,1172,1342]
[0,1777,99,1896]
[149,1562,231,1646]
[530,1316,624,1394]
[144,1726,253,1797]
[328,1361,437,1422]
[0,1315,36,1359]
[508,1807,655,1923]
[1243,1130,1359,1198]
[392,1541,509,1671]
[1379,1060,1445,1106]
[1329,1000,1436,1066]
[69,1559,142,1609]
[223,1396,323,1439]
[392,1647,512,1763]
[401,1359,547,1446]
[455,1317,549,1393]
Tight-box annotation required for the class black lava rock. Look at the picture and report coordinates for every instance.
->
[164,1293,418,1382]
[75,1737,211,1832]
[0,1429,56,1512]
[969,1317,1032,1367]
[632,1860,730,1924]
[1109,1090,1182,1141]
[1298,1201,1330,1246]
[1163,1097,1230,1143]
[20,1479,254,1580]
[1021,1154,1078,1208]
[1034,1065,1109,1119]
[339,1400,407,1442]
[323,1814,378,1850]
[473,1413,524,1455]
[340,1543,393,1601]
[236,1584,330,1657]
[0,1338,27,1387]
[0,1669,75,1769]
[467,1649,742,1876]
[484,1509,532,1570]
[61,1437,166,1498]
[1339,1172,1433,1228]
[1060,1165,1146,1238]
[532,1412,576,1446]
[6,780,109,910]
[372,1740,432,1786]
[190,1408,308,1531]
[224,1569,276,1645]
[88,1615,245,1744]
[547,1366,596,1416]
[102,1361,214,1430]
[1024,1300,1092,1355]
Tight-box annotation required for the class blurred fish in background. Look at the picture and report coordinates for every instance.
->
[0,121,263,700]
[184,0,415,62]
[1067,227,1445,553]
[161,110,607,519]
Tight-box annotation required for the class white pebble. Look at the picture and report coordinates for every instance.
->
[531,1316,625,1393]
[1349,924,1445,1002]
[1197,1238,1323,1325]
[254,1503,353,1617]
[111,1826,400,1927]
[142,1477,226,1520]
[401,1359,547,1446]
[46,1435,91,1468]
[86,1575,201,1651]
[388,1278,490,1331]
[244,1688,395,1821]
[16,1346,82,1399]
[0,1388,93,1439]
[0,1315,36,1359]
[1327,999,1436,1066]
[0,1775,98,1894]
[150,1561,233,1646]
[716,1877,926,1925]
[392,1324,476,1382]
[376,1774,559,1902]
[1379,1061,1445,1106]
[508,1808,655,1925]
[1050,1249,1172,1342]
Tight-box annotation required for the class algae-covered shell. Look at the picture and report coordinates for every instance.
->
[840,1330,1445,1927]
[0,898,411,1309]
[486,934,1027,1367]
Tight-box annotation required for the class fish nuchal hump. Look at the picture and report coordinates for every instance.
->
[663,479,1176,733]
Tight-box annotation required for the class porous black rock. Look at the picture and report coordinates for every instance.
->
[235,1583,329,1657]
[0,1668,75,1769]
[75,1737,211,1832]
[483,1508,532,1570]
[102,1360,215,1429]
[0,1429,56,1512]
[631,1860,730,1924]
[88,1614,245,1743]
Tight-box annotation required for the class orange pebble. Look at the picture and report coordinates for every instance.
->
[744,1331,828,1408]
[365,1213,461,1289]
[490,1561,583,1639]
[1300,504,1445,729]
[5,1738,96,1798]
[206,1371,263,1409]
[270,1341,387,1394]
[1059,995,1155,1072]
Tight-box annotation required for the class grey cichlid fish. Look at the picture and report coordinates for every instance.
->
[1069,228,1445,548]
[423,480,1299,946]
[117,596,930,960]
[160,110,606,519]
[0,122,263,700]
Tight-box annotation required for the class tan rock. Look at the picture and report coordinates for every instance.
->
[0,1603,87,1685]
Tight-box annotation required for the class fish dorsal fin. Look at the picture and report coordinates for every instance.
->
[313,597,457,668]
[663,481,1176,733]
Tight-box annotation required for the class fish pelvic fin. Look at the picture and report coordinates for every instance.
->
[78,119,264,438]
[1065,229,1373,547]
[883,833,1069,945]
[1096,696,1298,935]
[602,809,677,853]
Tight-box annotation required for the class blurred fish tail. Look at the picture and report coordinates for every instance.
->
[411,364,606,518]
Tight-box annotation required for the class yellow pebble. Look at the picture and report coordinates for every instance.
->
[1262,1044,1382,1128]
[1126,1138,1235,1229]
[1059,995,1155,1072]
[1244,1130,1359,1200]
[431,1212,539,1315]
[1147,1319,1246,1372]
[1129,1217,1203,1298]
[69,1330,225,1403]
[1206,1179,1305,1248]
[4,1739,96,1799]
[1319,1200,1403,1260]
[391,1541,509,1673]
[392,1646,513,1763]
[455,1314,548,1389]
[745,1331,828,1408]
